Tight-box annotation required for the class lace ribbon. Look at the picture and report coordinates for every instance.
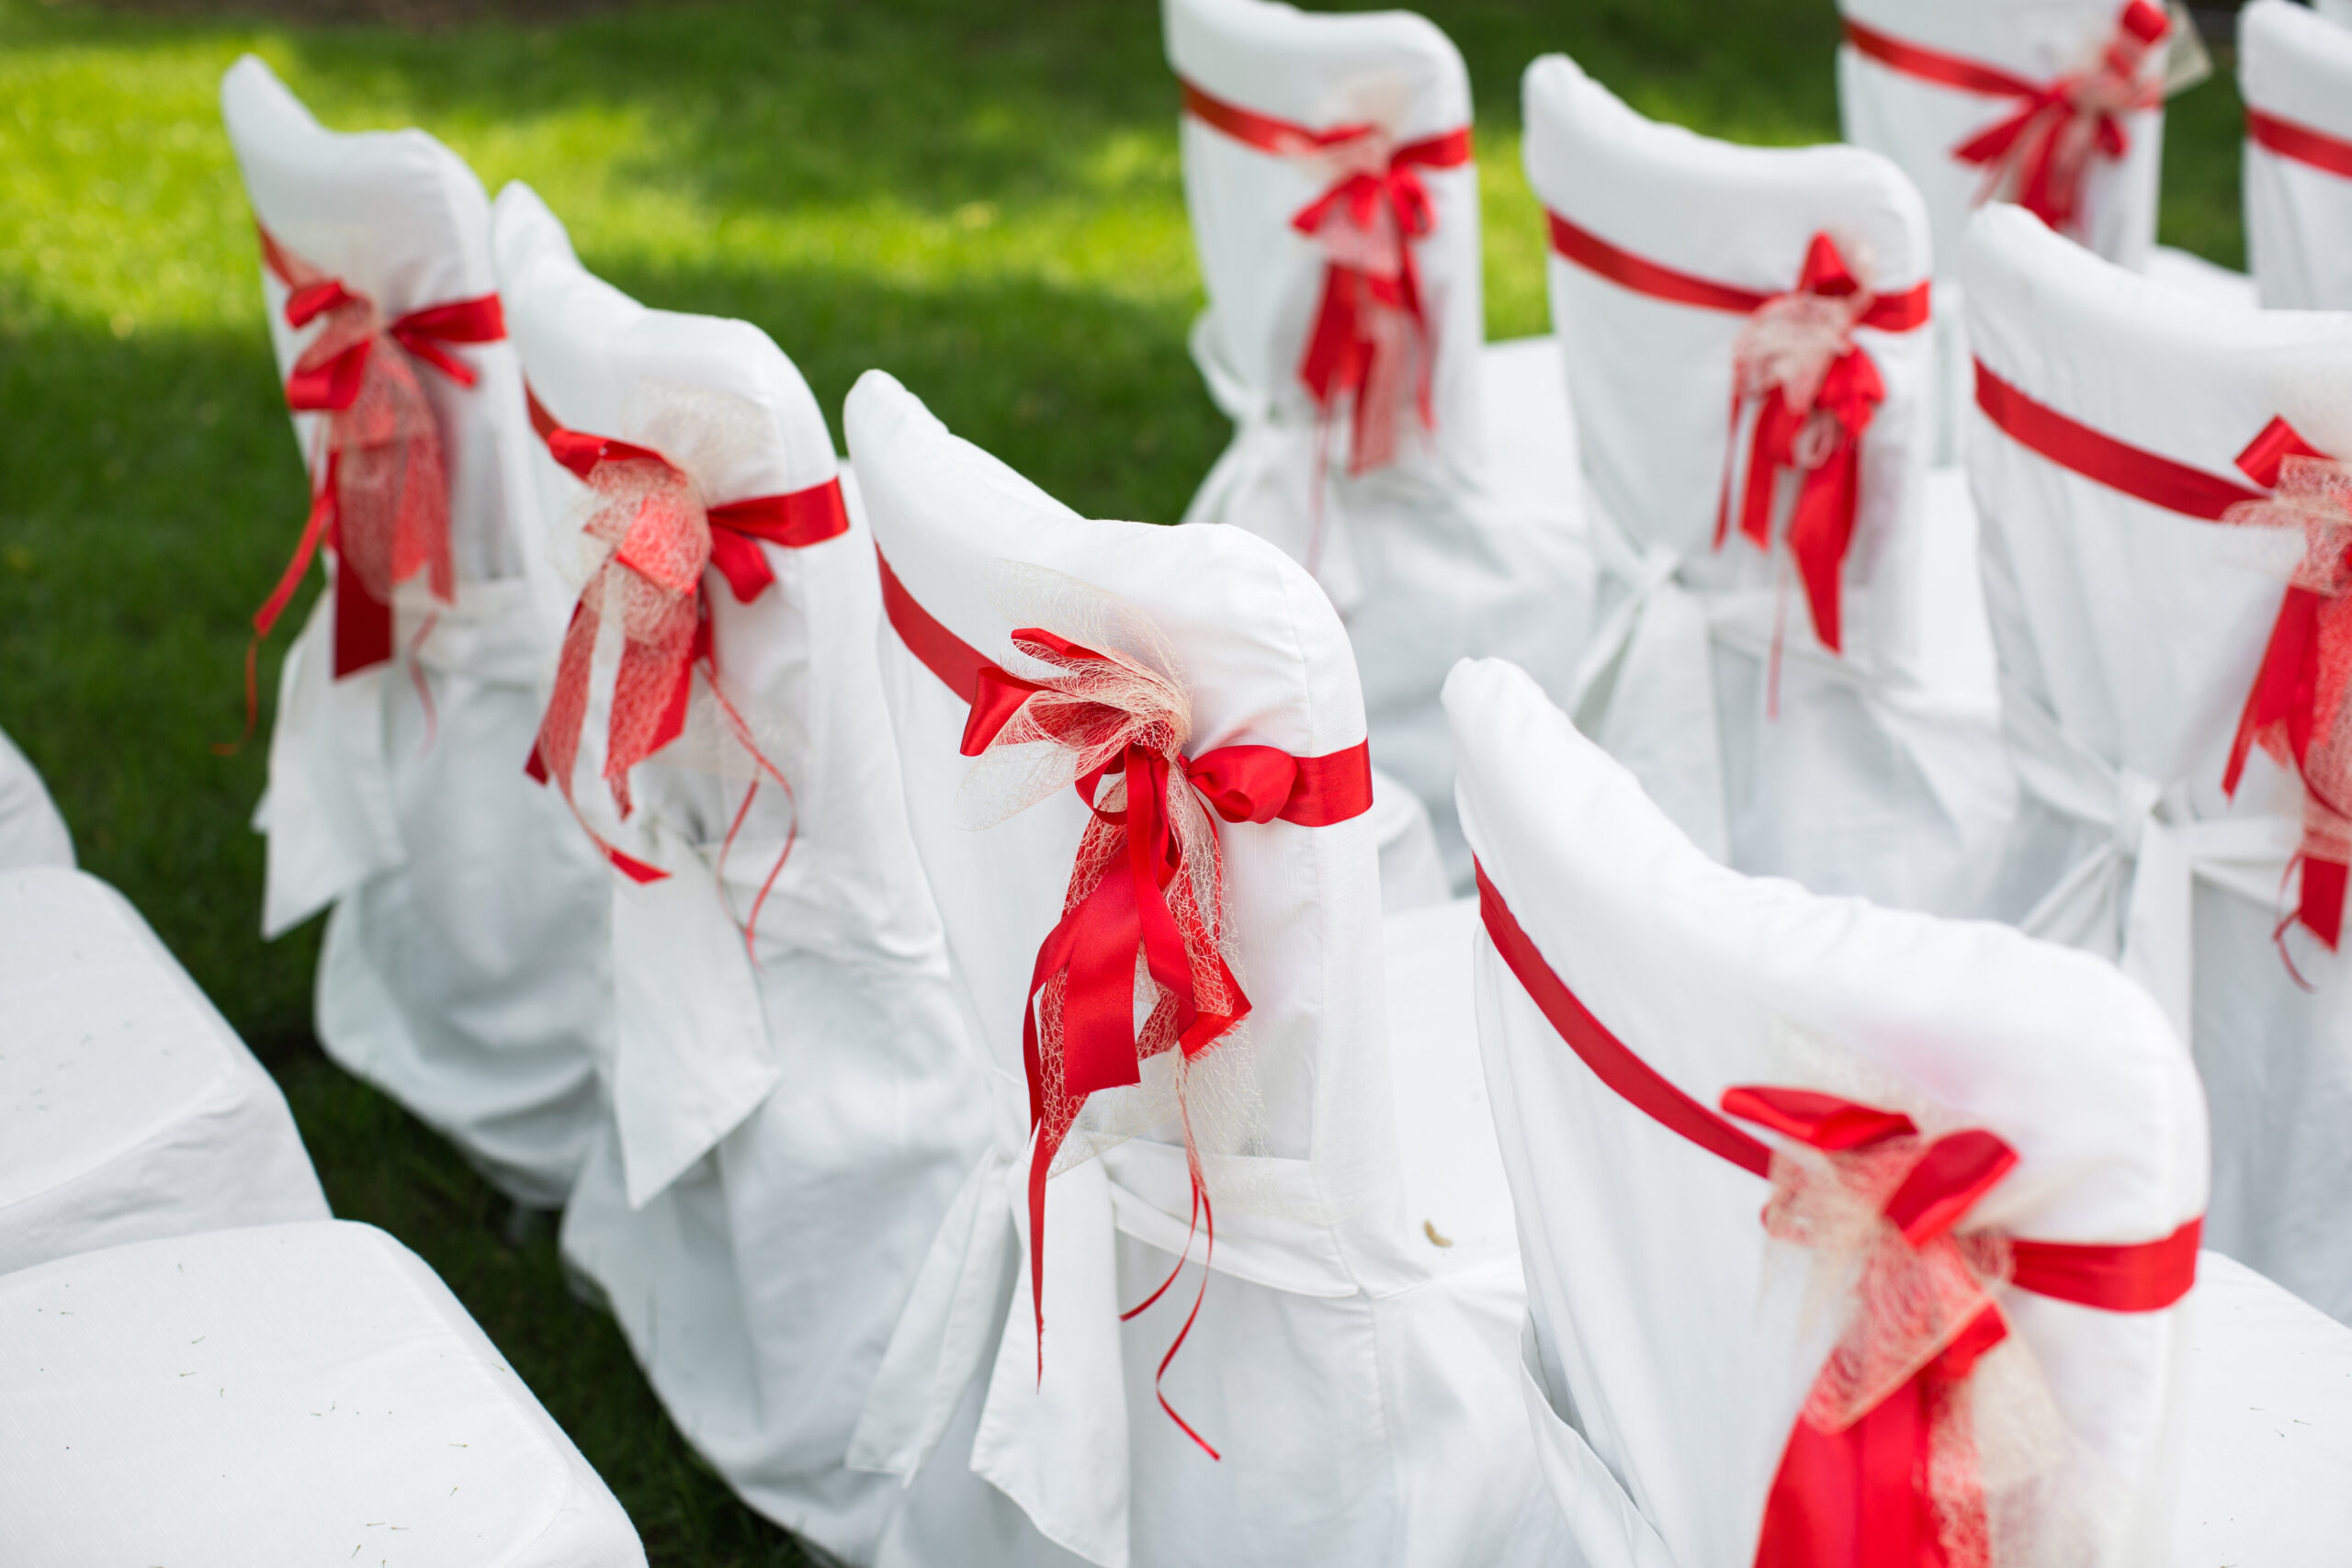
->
[1974,363,2352,950]
[522,387,848,946]
[229,224,505,747]
[1181,79,1471,478]
[1843,2,2172,238]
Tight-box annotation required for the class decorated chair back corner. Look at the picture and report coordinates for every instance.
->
[2240,0,2352,311]
[1443,654,2207,1568]
[1163,0,1484,486]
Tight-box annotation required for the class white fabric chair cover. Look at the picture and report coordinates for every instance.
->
[1522,54,2009,916]
[0,866,326,1276]
[0,725,73,870]
[491,185,991,1562]
[2316,0,2352,29]
[2241,0,2352,310]
[0,1221,644,1566]
[1449,654,2232,1565]
[1964,204,2352,1323]
[1165,0,1589,884]
[842,370,1548,1568]
[220,56,608,1207]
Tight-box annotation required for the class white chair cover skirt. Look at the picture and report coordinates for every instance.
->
[0,1221,644,1567]
[0,726,73,871]
[845,370,1548,1568]
[1166,0,1589,884]
[1963,204,2352,1321]
[0,867,327,1277]
[2241,0,2352,310]
[1522,52,2010,915]
[492,184,990,1562]
[1447,655,2212,1566]
[220,56,609,1208]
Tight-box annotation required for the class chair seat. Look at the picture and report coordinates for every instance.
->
[1385,896,1519,1269]
[0,1220,643,1567]
[2177,1251,2352,1563]
[0,867,326,1275]
[1477,334,1583,531]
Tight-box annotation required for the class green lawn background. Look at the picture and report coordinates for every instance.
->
[0,1,2250,1560]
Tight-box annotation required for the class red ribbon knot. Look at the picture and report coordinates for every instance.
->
[228,224,505,749]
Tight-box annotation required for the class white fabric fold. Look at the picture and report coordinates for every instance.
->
[0,727,73,872]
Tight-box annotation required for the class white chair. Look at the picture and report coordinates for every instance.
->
[0,1220,645,1566]
[491,185,994,1562]
[0,866,326,1276]
[2241,0,2352,310]
[842,370,1544,1568]
[1963,202,2352,1324]
[2318,0,2352,28]
[0,725,72,870]
[220,57,608,1208]
[1445,654,2352,1567]
[1522,53,2009,917]
[1163,0,1589,884]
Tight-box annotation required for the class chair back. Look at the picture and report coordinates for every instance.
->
[2241,0,2352,310]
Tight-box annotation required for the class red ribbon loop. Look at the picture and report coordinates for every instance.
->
[1181,79,1471,476]
[1844,2,2170,237]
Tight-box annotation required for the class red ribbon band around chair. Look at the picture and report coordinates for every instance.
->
[1842,2,2171,237]
[1545,212,1930,657]
[521,385,845,917]
[1974,361,2352,948]
[2247,108,2352,182]
[877,547,1374,1455]
[1179,77,1471,478]
[229,224,507,748]
[1473,861,2201,1567]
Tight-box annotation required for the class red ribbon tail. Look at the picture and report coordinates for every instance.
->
[1788,446,1859,655]
[2301,855,2347,950]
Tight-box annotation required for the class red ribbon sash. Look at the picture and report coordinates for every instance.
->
[230,225,505,748]
[1180,78,1472,477]
[1974,362,2352,947]
[1843,2,2171,237]
[879,547,1373,1453]
[2248,107,2352,182]
[1546,214,1930,656]
[1475,862,2201,1567]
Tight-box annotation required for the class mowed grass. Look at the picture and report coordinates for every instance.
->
[0,1,2250,1560]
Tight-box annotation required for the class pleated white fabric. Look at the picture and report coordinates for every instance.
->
[1963,204,2352,1323]
[0,1221,644,1567]
[1523,54,2010,917]
[490,186,992,1562]
[844,371,1550,1568]
[0,726,73,871]
[0,867,327,1277]
[1165,0,1589,885]
[220,56,609,1208]
[2241,0,2352,311]
[1448,655,2225,1566]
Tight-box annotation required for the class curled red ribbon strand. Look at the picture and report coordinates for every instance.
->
[1843,1,2171,238]
[1473,861,2202,1568]
[877,549,1373,1457]
[1974,364,2352,949]
[226,224,505,750]
[1181,79,1471,477]
[521,386,847,946]
[1545,213,1931,658]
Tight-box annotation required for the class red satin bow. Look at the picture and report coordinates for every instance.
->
[1724,1086,2023,1568]
[229,224,504,747]
[1181,81,1471,476]
[1718,233,1890,657]
[1845,2,2170,238]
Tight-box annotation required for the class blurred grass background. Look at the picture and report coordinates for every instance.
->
[0,0,2251,1560]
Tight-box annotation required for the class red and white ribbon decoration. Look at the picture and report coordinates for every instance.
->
[2247,107,2352,182]
[1844,1,2172,237]
[1975,363,2352,950]
[878,552,1373,1457]
[523,387,848,935]
[1546,213,1931,657]
[231,224,505,745]
[1181,79,1472,477]
[1475,863,2202,1568]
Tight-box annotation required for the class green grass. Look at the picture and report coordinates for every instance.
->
[0,1,2249,1561]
